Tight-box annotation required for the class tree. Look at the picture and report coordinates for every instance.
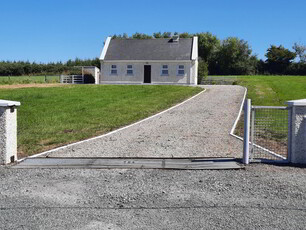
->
[196,32,220,63]
[179,32,192,38]
[265,45,296,74]
[122,33,129,39]
[153,32,162,38]
[293,42,306,63]
[215,37,257,75]
[132,32,152,39]
[162,32,171,38]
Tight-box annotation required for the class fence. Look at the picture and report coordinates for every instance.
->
[242,99,306,164]
[60,75,84,84]
[0,75,60,84]
[250,106,290,162]
[201,76,238,85]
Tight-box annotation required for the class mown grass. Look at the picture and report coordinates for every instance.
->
[209,75,306,105]
[0,75,60,84]
[0,85,202,157]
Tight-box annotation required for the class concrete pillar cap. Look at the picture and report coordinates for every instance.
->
[0,100,21,107]
[286,99,306,107]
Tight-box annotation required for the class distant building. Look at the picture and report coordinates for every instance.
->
[99,36,198,85]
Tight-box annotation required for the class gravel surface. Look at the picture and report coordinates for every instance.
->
[0,164,305,229]
[46,85,245,158]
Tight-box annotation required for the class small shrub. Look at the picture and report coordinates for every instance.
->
[198,60,208,84]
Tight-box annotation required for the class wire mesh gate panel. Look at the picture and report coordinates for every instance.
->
[250,106,290,161]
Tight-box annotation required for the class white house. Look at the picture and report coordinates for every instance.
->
[99,36,198,85]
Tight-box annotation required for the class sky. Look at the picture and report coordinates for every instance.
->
[0,0,305,63]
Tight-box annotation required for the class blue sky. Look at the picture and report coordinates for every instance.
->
[0,0,305,63]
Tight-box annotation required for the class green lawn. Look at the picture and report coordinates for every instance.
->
[208,75,306,105]
[0,85,202,157]
[0,75,60,84]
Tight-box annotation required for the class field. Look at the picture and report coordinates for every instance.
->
[0,75,60,84]
[0,85,202,157]
[207,75,306,105]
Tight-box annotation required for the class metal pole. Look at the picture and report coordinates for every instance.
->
[287,106,293,162]
[243,99,251,164]
[250,108,255,161]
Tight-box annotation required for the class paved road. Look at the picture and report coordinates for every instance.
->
[0,164,305,229]
[46,85,245,158]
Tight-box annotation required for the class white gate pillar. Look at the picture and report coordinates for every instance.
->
[287,99,306,164]
[0,100,20,165]
[243,99,251,164]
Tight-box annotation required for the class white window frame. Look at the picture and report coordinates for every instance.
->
[161,65,169,76]
[126,64,133,75]
[177,65,185,76]
[111,65,117,75]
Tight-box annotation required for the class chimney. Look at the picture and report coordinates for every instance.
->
[170,35,179,43]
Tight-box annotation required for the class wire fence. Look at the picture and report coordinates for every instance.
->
[201,76,238,85]
[250,106,289,161]
[0,75,61,84]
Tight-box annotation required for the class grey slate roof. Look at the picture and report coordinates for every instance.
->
[104,38,193,61]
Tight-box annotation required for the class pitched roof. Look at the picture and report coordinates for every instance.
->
[103,38,193,61]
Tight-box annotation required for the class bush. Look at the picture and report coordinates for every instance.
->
[198,60,208,84]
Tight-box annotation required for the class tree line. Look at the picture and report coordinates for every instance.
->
[0,32,305,76]
[0,58,100,76]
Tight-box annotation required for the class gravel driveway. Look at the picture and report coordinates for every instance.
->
[45,85,245,158]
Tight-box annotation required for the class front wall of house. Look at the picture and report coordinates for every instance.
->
[100,61,194,85]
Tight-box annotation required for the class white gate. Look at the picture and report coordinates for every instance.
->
[243,99,291,163]
[60,75,84,84]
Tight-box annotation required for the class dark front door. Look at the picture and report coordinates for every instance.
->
[144,65,151,83]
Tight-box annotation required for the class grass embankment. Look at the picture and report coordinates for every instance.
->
[0,85,202,157]
[0,75,60,84]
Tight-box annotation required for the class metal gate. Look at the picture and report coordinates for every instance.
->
[243,100,292,163]
[60,75,84,84]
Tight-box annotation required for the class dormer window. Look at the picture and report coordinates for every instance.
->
[111,65,117,75]
[127,65,133,75]
[177,65,185,75]
[161,65,169,75]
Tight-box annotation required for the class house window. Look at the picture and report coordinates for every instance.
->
[161,65,168,75]
[177,65,185,75]
[111,65,117,75]
[127,65,133,75]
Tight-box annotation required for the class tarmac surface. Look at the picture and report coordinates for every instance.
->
[1,164,305,229]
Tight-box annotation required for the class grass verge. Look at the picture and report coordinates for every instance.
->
[0,85,202,157]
